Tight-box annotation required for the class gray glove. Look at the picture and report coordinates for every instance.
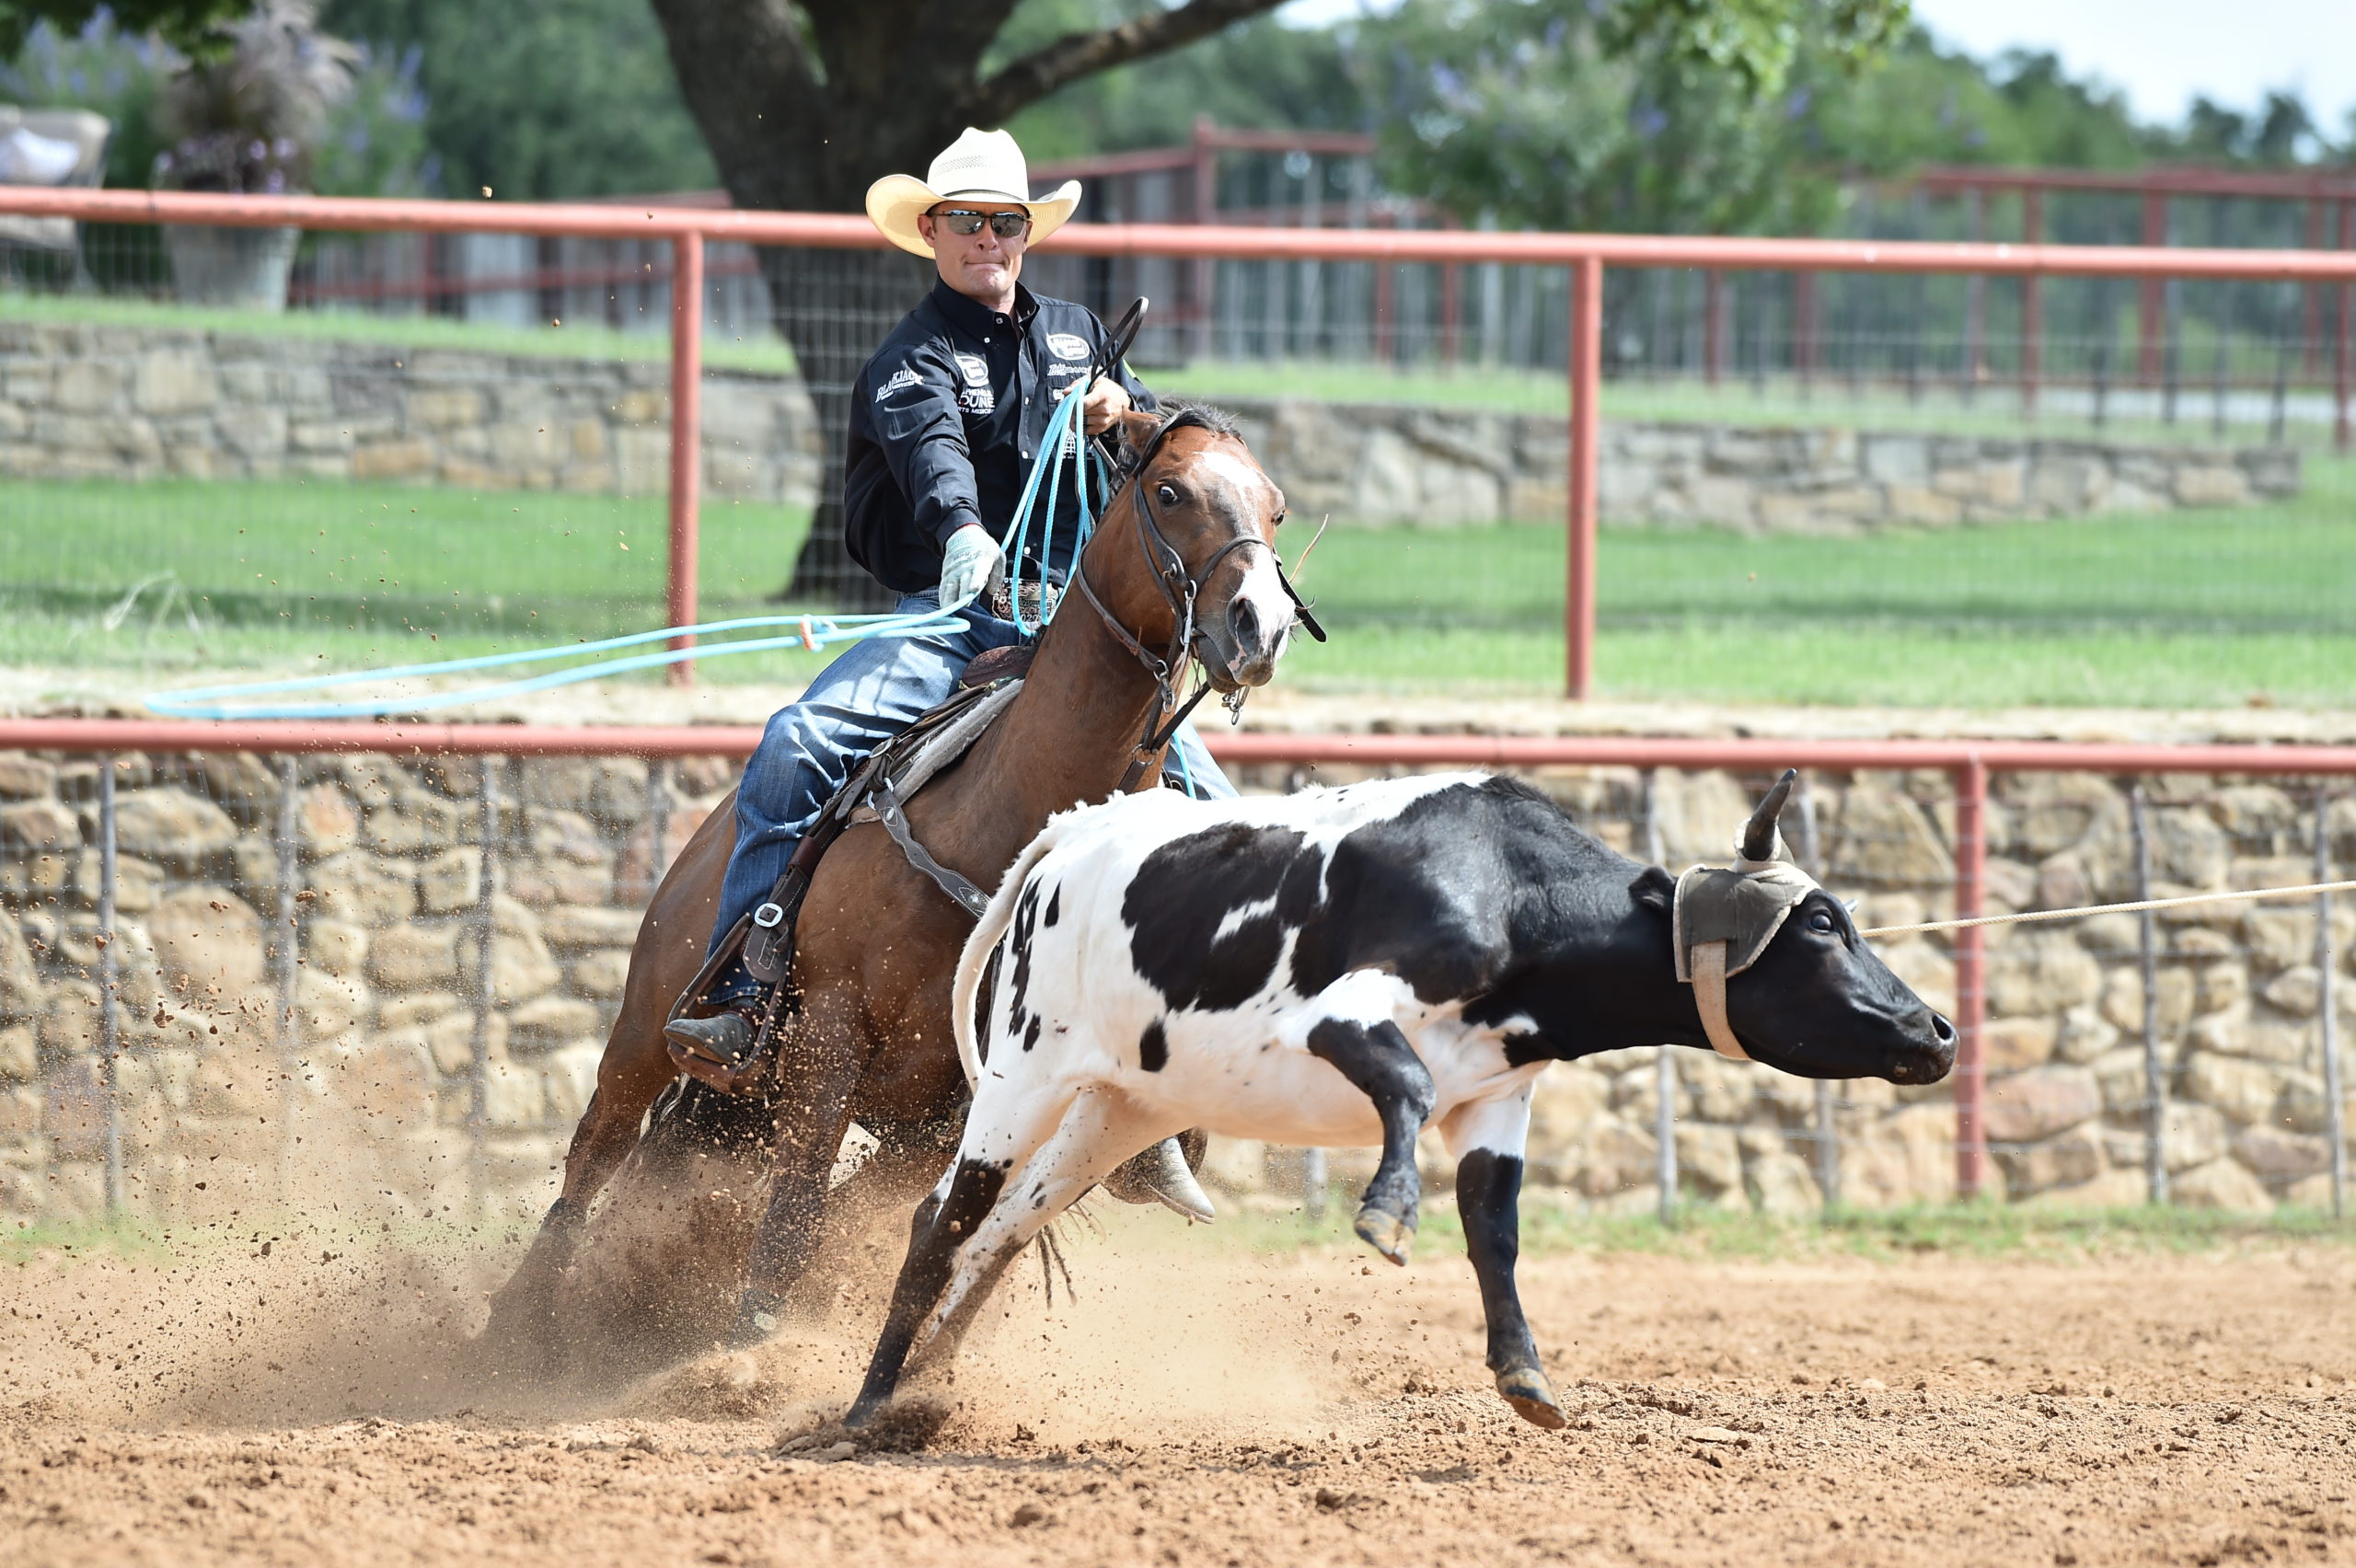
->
[938,523,1006,610]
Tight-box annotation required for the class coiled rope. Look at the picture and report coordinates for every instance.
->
[144,372,1104,721]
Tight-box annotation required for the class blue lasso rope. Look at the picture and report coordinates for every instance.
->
[144,372,1108,721]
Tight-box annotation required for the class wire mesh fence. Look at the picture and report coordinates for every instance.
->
[1209,755,2353,1223]
[0,742,741,1227]
[4,734,2348,1235]
[3,208,2356,703]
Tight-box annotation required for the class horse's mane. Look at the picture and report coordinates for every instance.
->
[1151,401,1242,440]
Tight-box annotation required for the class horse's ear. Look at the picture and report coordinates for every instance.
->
[1111,409,1161,473]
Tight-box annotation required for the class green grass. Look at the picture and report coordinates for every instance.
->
[6,451,2354,709]
[1155,359,2354,450]
[0,289,800,374]
[0,474,846,685]
[1217,1198,2356,1264]
[1154,358,1575,415]
[16,1201,2350,1274]
[1276,455,2356,705]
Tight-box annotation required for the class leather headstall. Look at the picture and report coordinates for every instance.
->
[1070,407,1320,791]
[1670,844,1821,1061]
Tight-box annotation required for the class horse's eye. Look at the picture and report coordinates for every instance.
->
[1157,484,1178,506]
[1273,511,1288,526]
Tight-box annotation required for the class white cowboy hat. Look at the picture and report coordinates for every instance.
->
[865,128,1082,259]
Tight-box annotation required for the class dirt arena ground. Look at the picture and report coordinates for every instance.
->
[5,1220,2353,1568]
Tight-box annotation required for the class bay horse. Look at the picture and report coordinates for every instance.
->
[479,405,1299,1372]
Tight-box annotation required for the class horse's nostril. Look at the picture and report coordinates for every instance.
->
[1230,596,1261,645]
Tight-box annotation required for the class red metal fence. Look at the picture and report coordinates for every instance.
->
[3,714,2353,1216]
[6,185,2356,702]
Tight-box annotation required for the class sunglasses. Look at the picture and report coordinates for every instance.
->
[935,208,1032,239]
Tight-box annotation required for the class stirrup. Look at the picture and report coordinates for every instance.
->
[665,1000,778,1096]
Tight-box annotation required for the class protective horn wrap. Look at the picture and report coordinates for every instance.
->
[1671,861,1819,983]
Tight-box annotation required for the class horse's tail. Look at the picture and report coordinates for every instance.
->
[952,818,1067,1088]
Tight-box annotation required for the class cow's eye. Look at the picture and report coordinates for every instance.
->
[1157,483,1179,506]
[1808,909,1837,933]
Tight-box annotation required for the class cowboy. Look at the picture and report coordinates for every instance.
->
[664,128,1235,1067]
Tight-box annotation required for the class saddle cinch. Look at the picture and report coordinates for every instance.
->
[664,641,1036,1094]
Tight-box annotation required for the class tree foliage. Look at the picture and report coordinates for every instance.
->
[320,0,715,199]
[1355,0,1912,236]
[999,0,1364,159]
[0,0,243,57]
[0,8,429,194]
[1345,0,2341,238]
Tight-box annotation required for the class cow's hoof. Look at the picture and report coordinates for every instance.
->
[1352,1205,1415,1266]
[728,1286,785,1351]
[1496,1366,1567,1429]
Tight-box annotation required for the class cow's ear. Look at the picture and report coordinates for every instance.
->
[1629,864,1675,914]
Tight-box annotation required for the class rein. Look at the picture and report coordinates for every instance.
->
[1072,409,1326,790]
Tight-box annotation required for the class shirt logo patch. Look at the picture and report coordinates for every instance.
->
[875,366,922,401]
[953,352,990,388]
[1046,332,1090,361]
[958,386,996,415]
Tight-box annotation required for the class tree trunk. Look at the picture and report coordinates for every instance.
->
[760,246,933,608]
[642,0,1288,605]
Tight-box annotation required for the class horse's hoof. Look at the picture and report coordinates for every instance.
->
[728,1286,784,1351]
[1496,1366,1567,1430]
[1352,1205,1415,1266]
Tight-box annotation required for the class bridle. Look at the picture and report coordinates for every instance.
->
[1071,409,1324,790]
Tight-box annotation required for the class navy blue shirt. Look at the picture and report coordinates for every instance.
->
[843,279,1155,595]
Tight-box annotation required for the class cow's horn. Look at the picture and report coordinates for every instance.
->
[1142,1136,1216,1223]
[1741,768,1799,862]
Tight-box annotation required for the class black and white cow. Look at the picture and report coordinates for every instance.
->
[846,770,1954,1430]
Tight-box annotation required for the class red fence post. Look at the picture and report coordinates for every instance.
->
[2339,201,2353,454]
[1966,188,1988,386]
[667,231,704,684]
[1566,255,1602,701]
[1703,269,1725,387]
[2305,197,2328,375]
[1952,753,1989,1199]
[1794,270,1817,383]
[2139,191,2168,386]
[1190,116,1217,360]
[2022,190,2043,418]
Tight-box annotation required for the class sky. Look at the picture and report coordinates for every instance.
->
[1277,0,2356,133]
[1907,0,2356,130]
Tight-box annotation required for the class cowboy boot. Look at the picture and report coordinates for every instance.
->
[663,1005,763,1070]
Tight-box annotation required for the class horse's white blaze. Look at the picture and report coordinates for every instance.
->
[1182,444,1293,658]
[1230,548,1294,658]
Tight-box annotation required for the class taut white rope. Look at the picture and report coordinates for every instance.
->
[1858,877,2356,940]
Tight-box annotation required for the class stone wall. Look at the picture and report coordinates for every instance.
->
[0,748,737,1225]
[4,744,2349,1228]
[0,322,2300,534]
[1223,398,2303,530]
[1202,759,2356,1216]
[0,320,821,502]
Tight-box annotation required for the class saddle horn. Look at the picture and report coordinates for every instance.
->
[1741,768,1799,863]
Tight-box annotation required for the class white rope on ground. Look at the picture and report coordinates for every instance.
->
[1858,877,2356,940]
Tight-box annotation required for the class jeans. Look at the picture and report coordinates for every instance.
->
[703,590,1234,1003]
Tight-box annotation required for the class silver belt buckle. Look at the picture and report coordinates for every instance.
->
[753,902,785,929]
